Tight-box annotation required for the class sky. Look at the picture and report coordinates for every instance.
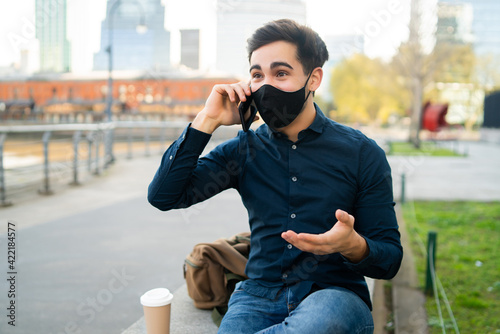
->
[0,0,412,73]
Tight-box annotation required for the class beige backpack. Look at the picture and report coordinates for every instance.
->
[183,232,251,324]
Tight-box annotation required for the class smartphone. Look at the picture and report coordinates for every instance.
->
[238,95,258,132]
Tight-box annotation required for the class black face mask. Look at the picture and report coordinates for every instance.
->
[252,74,312,129]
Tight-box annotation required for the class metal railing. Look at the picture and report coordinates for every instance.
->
[0,121,195,206]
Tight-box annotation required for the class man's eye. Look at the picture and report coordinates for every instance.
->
[252,73,262,79]
[277,71,287,77]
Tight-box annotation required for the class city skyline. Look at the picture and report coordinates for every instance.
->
[35,0,72,73]
[440,0,500,55]
[92,0,171,71]
[1,0,414,74]
[436,2,474,45]
[215,0,307,77]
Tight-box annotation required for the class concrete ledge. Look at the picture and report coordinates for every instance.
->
[366,277,374,298]
[123,279,375,334]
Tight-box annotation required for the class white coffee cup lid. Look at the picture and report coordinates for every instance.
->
[140,288,173,307]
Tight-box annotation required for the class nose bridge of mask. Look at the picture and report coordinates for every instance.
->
[253,71,312,96]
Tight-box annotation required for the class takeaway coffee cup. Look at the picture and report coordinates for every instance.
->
[140,288,174,334]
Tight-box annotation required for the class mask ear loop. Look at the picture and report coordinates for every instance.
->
[303,72,313,101]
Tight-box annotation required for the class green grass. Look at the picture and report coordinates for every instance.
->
[389,141,462,156]
[402,201,500,333]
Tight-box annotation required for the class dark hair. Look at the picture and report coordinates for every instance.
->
[247,19,329,74]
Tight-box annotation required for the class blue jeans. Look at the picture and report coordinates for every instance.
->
[218,283,373,334]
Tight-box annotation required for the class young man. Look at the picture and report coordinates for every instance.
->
[148,19,402,334]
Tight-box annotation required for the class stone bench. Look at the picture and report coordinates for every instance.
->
[123,279,374,334]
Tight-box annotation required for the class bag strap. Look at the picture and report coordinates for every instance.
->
[211,305,227,327]
[226,272,246,283]
[235,234,251,244]
[211,272,246,327]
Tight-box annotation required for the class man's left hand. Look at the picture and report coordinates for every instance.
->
[281,209,369,263]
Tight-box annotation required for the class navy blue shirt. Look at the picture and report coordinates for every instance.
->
[148,105,402,310]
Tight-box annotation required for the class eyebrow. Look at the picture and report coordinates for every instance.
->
[249,61,294,73]
[271,61,294,70]
[249,64,261,73]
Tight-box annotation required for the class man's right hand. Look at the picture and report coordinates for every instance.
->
[191,82,252,134]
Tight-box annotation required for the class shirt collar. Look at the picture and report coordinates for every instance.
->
[308,103,327,134]
[266,103,327,139]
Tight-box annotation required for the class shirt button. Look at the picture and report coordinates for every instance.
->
[291,144,297,150]
[291,176,297,182]
[282,273,288,279]
[169,155,173,160]
[291,213,296,219]
[287,244,293,249]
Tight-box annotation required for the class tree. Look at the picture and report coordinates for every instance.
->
[475,53,500,94]
[391,0,435,148]
[431,44,475,84]
[392,0,480,146]
[329,54,408,124]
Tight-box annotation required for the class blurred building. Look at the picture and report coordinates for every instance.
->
[432,82,484,125]
[436,2,474,44]
[436,0,500,129]
[0,72,235,122]
[468,0,500,55]
[180,29,200,70]
[439,0,500,55]
[215,0,307,77]
[93,0,171,71]
[35,0,72,73]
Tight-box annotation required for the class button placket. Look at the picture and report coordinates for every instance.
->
[287,142,298,261]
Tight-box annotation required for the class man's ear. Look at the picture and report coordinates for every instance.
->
[309,67,323,94]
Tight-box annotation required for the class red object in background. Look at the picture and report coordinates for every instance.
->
[422,102,448,132]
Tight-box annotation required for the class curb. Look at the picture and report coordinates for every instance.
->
[392,205,429,334]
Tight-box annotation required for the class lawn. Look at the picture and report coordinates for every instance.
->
[402,201,500,333]
[388,141,463,157]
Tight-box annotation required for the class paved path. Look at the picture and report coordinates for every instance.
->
[0,139,498,334]
[0,154,249,334]
[387,141,500,201]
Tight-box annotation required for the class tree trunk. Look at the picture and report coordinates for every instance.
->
[407,0,424,149]
[409,77,423,148]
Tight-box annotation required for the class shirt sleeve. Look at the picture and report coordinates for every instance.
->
[147,124,240,211]
[346,138,403,279]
